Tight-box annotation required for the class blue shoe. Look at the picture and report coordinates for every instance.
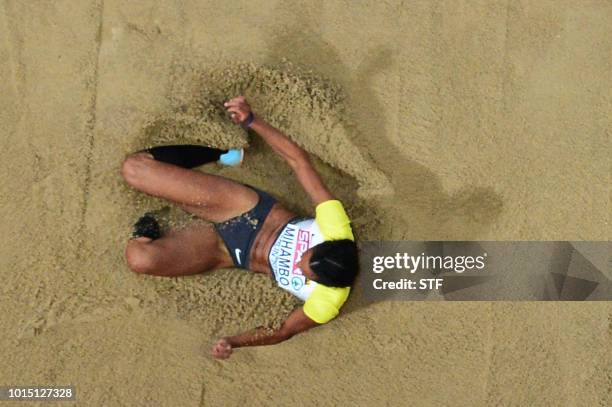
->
[218,148,244,166]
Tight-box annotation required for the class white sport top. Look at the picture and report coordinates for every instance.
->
[268,217,323,301]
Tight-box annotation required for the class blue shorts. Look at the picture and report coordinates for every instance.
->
[213,186,277,269]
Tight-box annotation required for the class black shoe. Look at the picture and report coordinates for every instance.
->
[132,212,161,240]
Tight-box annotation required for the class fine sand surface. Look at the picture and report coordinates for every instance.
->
[1,1,610,406]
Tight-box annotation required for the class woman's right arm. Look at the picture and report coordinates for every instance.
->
[224,96,334,205]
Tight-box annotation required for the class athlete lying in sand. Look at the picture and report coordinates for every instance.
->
[121,96,358,360]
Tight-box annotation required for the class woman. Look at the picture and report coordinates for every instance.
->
[121,96,358,360]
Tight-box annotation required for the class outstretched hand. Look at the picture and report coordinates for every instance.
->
[211,338,233,360]
[224,96,252,125]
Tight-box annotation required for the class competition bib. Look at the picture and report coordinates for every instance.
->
[268,217,324,301]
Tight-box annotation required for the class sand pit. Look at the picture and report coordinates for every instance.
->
[1,1,610,406]
[135,61,392,197]
[119,61,388,331]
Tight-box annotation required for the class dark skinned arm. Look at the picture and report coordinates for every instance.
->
[211,307,319,359]
[224,96,334,205]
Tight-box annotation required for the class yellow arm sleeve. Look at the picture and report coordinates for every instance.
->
[305,200,354,324]
[303,285,351,324]
[315,200,355,241]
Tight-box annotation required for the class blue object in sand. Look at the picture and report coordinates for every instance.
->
[218,149,244,166]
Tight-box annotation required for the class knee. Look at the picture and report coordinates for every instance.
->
[121,152,154,187]
[125,241,158,274]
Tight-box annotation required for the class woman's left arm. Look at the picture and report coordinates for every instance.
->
[211,307,319,359]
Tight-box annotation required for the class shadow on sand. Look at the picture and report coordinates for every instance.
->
[263,6,504,315]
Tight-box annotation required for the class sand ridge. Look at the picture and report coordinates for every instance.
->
[135,61,392,198]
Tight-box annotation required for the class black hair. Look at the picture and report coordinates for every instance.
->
[309,239,359,287]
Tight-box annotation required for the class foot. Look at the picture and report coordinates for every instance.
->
[132,212,161,240]
[218,148,244,167]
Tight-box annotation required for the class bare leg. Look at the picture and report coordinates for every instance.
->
[121,152,258,223]
[125,222,233,276]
